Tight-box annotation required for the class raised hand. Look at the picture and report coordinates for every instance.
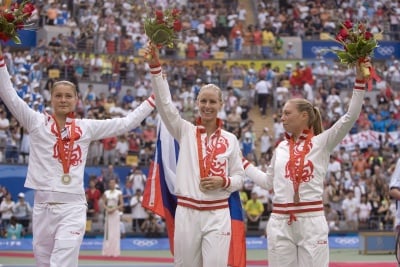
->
[144,42,160,66]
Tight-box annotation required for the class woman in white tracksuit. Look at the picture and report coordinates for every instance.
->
[389,158,400,265]
[0,47,155,267]
[243,61,369,267]
[145,44,244,267]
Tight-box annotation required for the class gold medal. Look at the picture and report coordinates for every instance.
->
[61,174,71,185]
[293,191,300,204]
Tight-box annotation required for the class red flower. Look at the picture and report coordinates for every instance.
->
[10,3,19,11]
[155,10,164,20]
[15,21,24,30]
[23,3,35,16]
[339,28,349,40]
[364,31,373,40]
[343,20,353,29]
[171,8,180,17]
[0,32,9,42]
[173,20,182,32]
[3,12,15,22]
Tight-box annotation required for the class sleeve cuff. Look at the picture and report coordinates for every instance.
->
[146,94,156,108]
[242,158,251,169]
[150,64,162,75]
[354,80,366,90]
[0,56,5,68]
[221,176,231,189]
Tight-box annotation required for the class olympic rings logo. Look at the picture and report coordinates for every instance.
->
[132,239,158,247]
[377,46,395,56]
[310,45,396,57]
[333,237,359,245]
[311,46,342,55]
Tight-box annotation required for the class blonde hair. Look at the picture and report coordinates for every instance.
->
[197,84,223,102]
[51,81,77,95]
[288,98,324,135]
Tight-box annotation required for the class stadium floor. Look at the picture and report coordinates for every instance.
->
[0,249,398,267]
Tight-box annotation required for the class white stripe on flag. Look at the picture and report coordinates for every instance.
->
[159,120,177,194]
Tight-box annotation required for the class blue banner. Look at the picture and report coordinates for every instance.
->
[5,29,37,48]
[302,40,400,60]
[0,164,140,205]
[0,236,360,251]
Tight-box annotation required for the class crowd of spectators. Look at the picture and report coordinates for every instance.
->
[0,0,400,236]
[0,190,32,238]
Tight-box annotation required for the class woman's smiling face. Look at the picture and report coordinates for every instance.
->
[196,85,222,123]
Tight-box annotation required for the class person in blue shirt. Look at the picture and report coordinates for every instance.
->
[122,89,135,105]
[6,216,24,239]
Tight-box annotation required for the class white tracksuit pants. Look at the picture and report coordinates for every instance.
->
[174,206,231,267]
[267,214,329,267]
[32,203,86,267]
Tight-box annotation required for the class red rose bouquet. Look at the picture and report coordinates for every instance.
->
[0,0,35,44]
[144,7,182,48]
[332,20,379,79]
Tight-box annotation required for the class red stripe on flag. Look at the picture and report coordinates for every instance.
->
[228,219,247,267]
[142,161,165,217]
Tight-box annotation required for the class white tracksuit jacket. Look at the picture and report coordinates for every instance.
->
[0,60,155,200]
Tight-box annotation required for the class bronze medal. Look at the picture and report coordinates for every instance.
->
[61,174,71,185]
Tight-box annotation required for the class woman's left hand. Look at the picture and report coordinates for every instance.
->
[199,176,223,191]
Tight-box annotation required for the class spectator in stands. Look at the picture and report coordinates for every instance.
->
[254,77,271,118]
[0,45,157,267]
[242,60,370,266]
[244,191,264,231]
[358,194,372,229]
[85,176,102,221]
[102,136,118,166]
[341,189,359,230]
[5,216,24,239]
[13,193,31,232]
[130,188,148,233]
[127,166,146,193]
[324,203,340,231]
[0,192,15,230]
[140,212,163,237]
[46,3,58,26]
[108,73,122,97]
[115,135,129,165]
[259,127,273,159]
[122,179,133,214]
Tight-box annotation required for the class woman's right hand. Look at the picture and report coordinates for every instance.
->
[355,57,371,81]
[144,42,160,66]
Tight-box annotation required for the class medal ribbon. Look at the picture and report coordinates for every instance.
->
[288,131,313,199]
[196,128,221,178]
[53,116,76,175]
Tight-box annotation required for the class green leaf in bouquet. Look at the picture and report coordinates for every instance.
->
[144,19,158,37]
[346,42,357,54]
[12,35,21,44]
[151,28,173,45]
[366,40,378,51]
[335,51,349,60]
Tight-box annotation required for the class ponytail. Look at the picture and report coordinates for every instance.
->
[312,106,324,135]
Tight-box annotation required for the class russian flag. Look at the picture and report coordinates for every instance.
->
[142,121,246,267]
